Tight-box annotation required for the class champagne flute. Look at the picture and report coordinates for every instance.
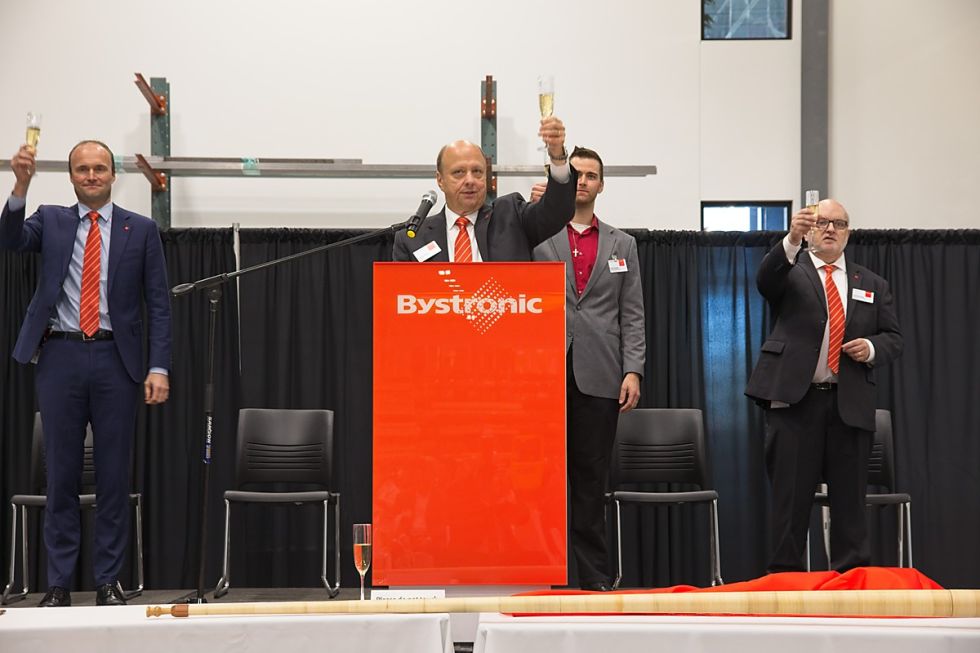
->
[537,75,554,161]
[26,112,42,155]
[804,189,821,254]
[353,523,372,600]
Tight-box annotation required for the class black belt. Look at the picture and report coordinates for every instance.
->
[46,329,114,342]
[810,382,837,391]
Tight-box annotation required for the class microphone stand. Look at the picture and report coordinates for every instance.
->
[170,218,415,604]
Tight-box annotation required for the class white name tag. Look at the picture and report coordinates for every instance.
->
[371,589,446,601]
[852,288,875,303]
[413,241,442,262]
[608,258,628,273]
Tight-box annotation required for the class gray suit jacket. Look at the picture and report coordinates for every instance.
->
[533,219,646,399]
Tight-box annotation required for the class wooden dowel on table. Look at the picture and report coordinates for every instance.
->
[147,589,980,619]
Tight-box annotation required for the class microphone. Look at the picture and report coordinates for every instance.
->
[405,190,438,238]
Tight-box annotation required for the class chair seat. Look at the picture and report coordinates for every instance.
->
[865,493,911,505]
[224,489,336,504]
[813,492,910,506]
[612,489,718,504]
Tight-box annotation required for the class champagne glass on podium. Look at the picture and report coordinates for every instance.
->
[353,523,373,600]
[537,75,554,169]
[26,112,42,155]
[805,190,821,254]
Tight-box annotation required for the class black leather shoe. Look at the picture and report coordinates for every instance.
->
[95,583,127,606]
[39,586,71,607]
[580,581,612,592]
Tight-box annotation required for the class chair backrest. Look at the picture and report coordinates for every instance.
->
[235,408,334,488]
[868,409,896,491]
[32,413,96,492]
[612,408,712,488]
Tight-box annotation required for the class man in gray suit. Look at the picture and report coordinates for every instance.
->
[531,147,646,590]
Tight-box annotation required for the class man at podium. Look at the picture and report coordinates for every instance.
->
[531,146,646,590]
[392,116,576,262]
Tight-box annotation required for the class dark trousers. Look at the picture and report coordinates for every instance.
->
[567,353,620,586]
[765,385,872,573]
[35,338,139,588]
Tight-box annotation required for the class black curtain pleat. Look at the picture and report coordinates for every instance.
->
[2,228,978,594]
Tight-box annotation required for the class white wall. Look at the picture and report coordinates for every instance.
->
[830,0,980,229]
[0,0,975,230]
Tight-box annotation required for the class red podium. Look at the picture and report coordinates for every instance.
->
[373,262,567,585]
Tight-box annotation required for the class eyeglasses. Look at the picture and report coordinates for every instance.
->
[815,218,849,231]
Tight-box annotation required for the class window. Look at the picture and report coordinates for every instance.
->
[701,201,789,231]
[702,0,791,40]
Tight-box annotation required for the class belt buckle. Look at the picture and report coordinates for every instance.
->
[81,331,97,342]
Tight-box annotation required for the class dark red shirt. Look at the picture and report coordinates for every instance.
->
[567,216,599,295]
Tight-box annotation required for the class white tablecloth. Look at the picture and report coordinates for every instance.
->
[474,613,980,653]
[0,605,453,653]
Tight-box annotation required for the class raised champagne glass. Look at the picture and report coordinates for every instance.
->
[805,190,821,254]
[26,112,42,155]
[537,74,554,165]
[353,523,372,600]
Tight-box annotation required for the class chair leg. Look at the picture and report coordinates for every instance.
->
[709,498,723,586]
[896,503,905,568]
[213,499,232,598]
[821,503,831,567]
[321,495,340,598]
[805,528,811,572]
[121,494,144,600]
[612,500,623,590]
[2,504,28,604]
[904,502,913,568]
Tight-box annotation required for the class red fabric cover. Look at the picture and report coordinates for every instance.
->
[508,567,943,617]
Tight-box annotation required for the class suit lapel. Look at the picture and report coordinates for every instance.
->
[474,204,491,261]
[418,210,449,262]
[107,205,132,295]
[798,251,827,310]
[845,259,861,327]
[548,228,576,297]
[580,221,614,301]
[57,205,79,282]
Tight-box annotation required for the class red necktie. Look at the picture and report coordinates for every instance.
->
[454,216,473,262]
[79,211,102,337]
[823,264,844,374]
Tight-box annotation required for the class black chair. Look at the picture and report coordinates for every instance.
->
[811,409,913,567]
[214,408,340,599]
[2,414,144,604]
[608,408,723,588]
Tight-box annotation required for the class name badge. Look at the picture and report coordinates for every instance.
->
[413,241,442,262]
[608,258,628,273]
[852,288,874,303]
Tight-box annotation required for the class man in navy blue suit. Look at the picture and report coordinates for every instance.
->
[1,140,172,606]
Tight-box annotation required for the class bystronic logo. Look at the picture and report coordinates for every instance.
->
[396,294,543,315]
[397,270,544,335]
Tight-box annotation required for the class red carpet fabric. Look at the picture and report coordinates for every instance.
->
[509,567,943,616]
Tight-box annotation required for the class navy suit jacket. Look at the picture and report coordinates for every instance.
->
[391,168,577,262]
[0,201,172,383]
[745,242,902,432]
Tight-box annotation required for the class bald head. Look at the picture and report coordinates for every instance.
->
[435,140,488,216]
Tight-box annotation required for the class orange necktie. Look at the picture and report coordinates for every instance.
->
[454,216,473,262]
[79,211,102,336]
[823,264,845,374]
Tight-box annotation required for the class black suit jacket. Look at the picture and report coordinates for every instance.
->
[745,241,902,432]
[391,168,577,262]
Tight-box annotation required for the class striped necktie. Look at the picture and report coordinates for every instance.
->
[79,211,102,336]
[823,264,845,374]
[454,216,472,262]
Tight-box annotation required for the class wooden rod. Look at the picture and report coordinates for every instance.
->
[147,589,980,619]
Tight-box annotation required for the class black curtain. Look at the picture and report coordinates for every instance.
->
[2,228,978,593]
